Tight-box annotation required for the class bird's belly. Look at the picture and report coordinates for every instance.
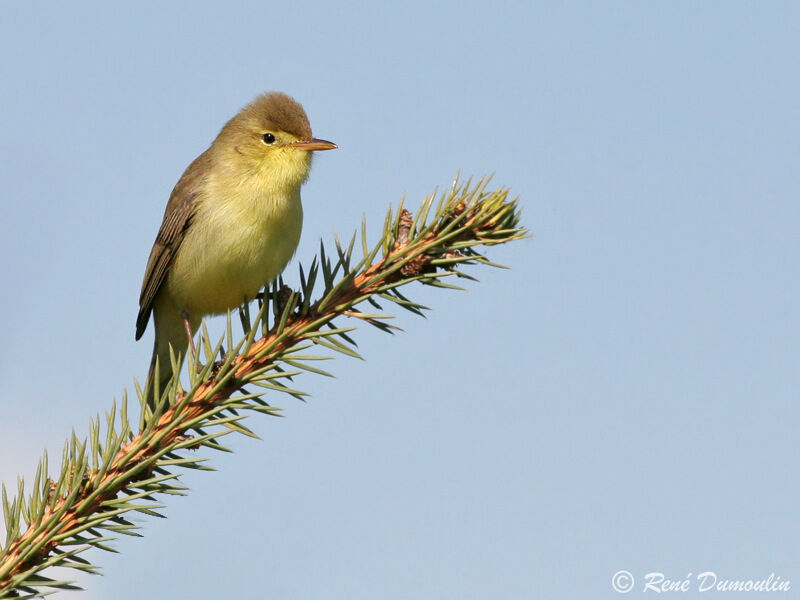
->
[166,191,302,316]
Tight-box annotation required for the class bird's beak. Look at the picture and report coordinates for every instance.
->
[289,138,337,151]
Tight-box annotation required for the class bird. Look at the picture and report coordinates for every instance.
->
[136,92,336,402]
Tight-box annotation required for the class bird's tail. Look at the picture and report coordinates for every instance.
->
[142,308,192,408]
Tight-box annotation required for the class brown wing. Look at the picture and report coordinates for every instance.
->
[135,150,212,340]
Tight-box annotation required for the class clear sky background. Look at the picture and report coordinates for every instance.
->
[1,3,798,599]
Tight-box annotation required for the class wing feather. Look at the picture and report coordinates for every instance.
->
[135,150,211,340]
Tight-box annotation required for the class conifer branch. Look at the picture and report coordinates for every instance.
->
[0,177,526,598]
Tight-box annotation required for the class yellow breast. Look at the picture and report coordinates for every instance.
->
[166,172,303,316]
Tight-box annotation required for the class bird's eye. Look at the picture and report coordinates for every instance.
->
[262,133,276,144]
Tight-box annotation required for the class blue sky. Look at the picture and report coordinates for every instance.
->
[1,3,798,599]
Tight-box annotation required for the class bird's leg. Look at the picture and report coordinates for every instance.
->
[181,310,197,357]
[181,310,205,375]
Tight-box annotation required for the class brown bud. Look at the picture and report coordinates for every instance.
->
[395,209,413,250]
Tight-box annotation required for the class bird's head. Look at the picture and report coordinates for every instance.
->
[213,92,336,192]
